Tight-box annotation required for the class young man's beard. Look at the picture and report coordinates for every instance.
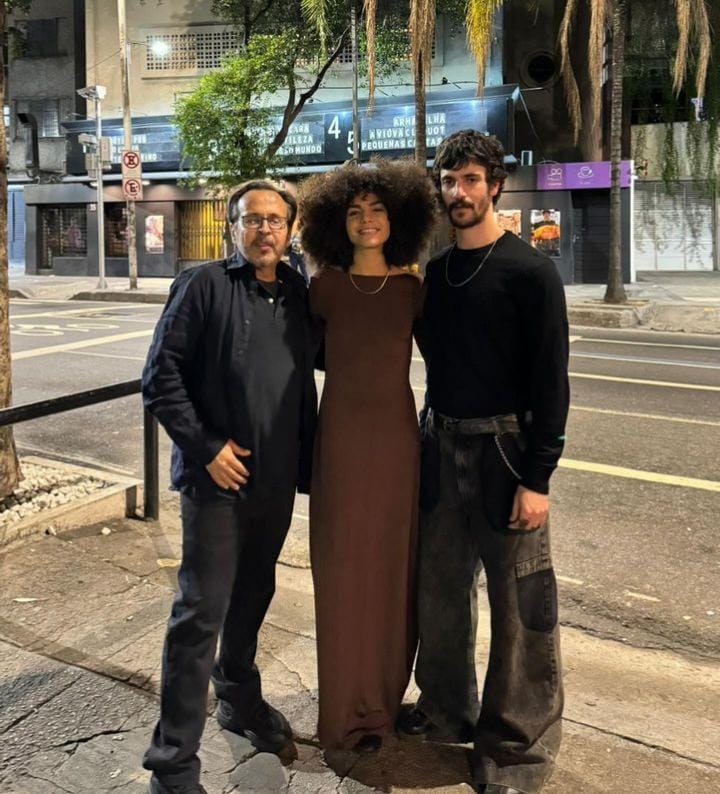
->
[446,195,493,229]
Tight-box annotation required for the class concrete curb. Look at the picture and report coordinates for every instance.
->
[568,299,720,333]
[0,456,140,548]
[71,290,168,304]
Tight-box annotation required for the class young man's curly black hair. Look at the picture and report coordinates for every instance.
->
[299,159,437,271]
[432,129,508,206]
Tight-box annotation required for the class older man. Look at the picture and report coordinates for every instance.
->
[141,181,317,794]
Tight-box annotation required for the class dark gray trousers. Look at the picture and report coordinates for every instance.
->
[143,488,295,786]
[415,415,563,793]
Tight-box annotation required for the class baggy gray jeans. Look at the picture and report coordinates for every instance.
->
[415,411,563,793]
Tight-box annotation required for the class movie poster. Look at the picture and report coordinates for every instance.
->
[530,209,561,257]
[495,209,522,237]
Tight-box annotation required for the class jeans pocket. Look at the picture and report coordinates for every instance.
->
[419,419,441,511]
[515,553,558,632]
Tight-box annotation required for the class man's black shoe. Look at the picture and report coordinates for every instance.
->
[148,776,207,794]
[396,704,474,743]
[396,704,437,736]
[475,785,526,794]
[216,699,292,753]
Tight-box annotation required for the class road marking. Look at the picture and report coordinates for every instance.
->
[557,575,584,586]
[568,335,583,343]
[9,306,148,321]
[292,512,309,522]
[559,458,720,492]
[576,337,720,352]
[571,405,720,427]
[625,590,661,603]
[570,372,720,391]
[12,329,154,360]
[571,352,720,370]
[67,350,147,362]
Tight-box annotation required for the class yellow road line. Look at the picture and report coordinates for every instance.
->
[559,458,720,492]
[13,329,154,360]
[570,405,720,427]
[570,372,720,391]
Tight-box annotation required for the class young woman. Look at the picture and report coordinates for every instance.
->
[299,160,436,753]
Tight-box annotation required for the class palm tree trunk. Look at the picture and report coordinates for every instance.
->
[0,5,22,496]
[604,0,627,304]
[414,50,427,166]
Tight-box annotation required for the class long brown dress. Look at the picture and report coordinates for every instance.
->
[309,267,422,750]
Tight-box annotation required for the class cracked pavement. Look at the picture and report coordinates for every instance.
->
[1,497,719,793]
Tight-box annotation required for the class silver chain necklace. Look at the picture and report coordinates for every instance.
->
[444,236,501,288]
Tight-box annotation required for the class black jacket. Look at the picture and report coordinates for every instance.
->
[142,253,318,497]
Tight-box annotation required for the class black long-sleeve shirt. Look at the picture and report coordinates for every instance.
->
[417,232,570,494]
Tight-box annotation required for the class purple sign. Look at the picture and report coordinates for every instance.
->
[537,161,632,190]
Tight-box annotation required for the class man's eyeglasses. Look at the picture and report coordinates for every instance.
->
[239,214,288,231]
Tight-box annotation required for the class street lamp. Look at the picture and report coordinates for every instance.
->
[77,84,108,289]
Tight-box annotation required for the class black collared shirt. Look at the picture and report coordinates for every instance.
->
[418,232,570,494]
[142,253,318,498]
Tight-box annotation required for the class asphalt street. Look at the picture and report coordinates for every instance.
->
[7,299,720,660]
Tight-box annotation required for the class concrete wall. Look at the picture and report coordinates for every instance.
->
[632,122,719,181]
[7,0,78,178]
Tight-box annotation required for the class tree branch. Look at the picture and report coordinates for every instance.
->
[265,28,349,158]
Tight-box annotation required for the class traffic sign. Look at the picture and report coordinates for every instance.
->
[122,177,143,200]
[121,149,142,179]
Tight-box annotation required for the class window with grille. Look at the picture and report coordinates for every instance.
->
[106,205,129,257]
[144,27,239,76]
[15,98,61,137]
[315,21,441,69]
[179,200,226,261]
[39,206,86,269]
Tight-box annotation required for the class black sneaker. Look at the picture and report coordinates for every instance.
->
[148,776,208,794]
[216,699,292,753]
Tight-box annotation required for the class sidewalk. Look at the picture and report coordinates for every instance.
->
[1,498,718,793]
[8,269,720,333]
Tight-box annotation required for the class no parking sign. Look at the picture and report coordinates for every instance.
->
[121,150,143,200]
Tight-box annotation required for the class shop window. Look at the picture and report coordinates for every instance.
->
[106,204,129,257]
[39,207,87,270]
[179,200,226,261]
[531,209,561,258]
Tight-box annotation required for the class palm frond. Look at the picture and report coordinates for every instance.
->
[558,0,581,143]
[691,0,710,99]
[301,0,329,51]
[672,0,691,95]
[465,0,503,95]
[364,0,378,110]
[410,0,437,85]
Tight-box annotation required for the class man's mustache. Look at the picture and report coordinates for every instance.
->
[449,200,475,211]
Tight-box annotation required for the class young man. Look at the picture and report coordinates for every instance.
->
[401,131,569,794]
[141,181,317,794]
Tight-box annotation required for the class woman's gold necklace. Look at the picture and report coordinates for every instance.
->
[348,269,390,294]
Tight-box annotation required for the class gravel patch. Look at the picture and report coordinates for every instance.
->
[0,462,109,527]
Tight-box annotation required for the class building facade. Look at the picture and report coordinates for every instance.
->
[14,0,632,284]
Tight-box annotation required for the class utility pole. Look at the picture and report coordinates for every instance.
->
[350,0,360,161]
[78,86,108,290]
[118,0,138,289]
